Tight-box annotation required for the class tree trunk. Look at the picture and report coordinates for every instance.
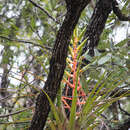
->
[83,0,113,56]
[83,0,130,57]
[29,0,129,129]
[29,1,90,130]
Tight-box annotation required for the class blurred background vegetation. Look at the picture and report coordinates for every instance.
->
[0,0,129,129]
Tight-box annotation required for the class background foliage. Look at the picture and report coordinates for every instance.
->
[0,0,129,129]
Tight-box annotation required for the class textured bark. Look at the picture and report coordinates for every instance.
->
[29,1,90,130]
[82,0,112,56]
[0,46,10,107]
[29,0,129,129]
[112,0,130,21]
[82,0,130,57]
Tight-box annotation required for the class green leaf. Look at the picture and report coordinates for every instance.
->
[80,75,89,94]
[73,27,78,38]
[98,53,111,65]
[41,90,61,125]
[50,0,56,10]
[83,53,93,62]
[69,66,80,130]
[82,72,106,118]
[115,38,129,47]
[78,27,86,41]
[77,38,88,60]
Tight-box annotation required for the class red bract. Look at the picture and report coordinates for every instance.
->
[62,37,86,116]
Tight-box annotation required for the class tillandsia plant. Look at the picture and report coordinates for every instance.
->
[45,27,129,130]
[62,27,87,118]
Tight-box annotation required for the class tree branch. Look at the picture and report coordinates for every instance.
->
[29,0,91,130]
[0,106,34,118]
[0,94,12,102]
[82,0,113,56]
[112,0,130,21]
[82,0,130,57]
[28,0,60,24]
[0,121,30,125]
[118,100,130,116]
[0,35,52,51]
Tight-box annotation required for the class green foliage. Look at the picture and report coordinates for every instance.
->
[45,26,129,129]
[0,0,129,129]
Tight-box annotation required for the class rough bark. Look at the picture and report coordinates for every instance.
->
[112,0,130,21]
[29,1,90,130]
[82,0,112,56]
[29,0,129,129]
[0,46,10,107]
[82,0,130,57]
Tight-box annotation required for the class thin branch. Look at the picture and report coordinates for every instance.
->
[0,35,52,51]
[0,121,30,125]
[29,25,43,41]
[0,94,13,102]
[118,100,130,116]
[28,0,60,24]
[112,0,130,21]
[0,106,34,118]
